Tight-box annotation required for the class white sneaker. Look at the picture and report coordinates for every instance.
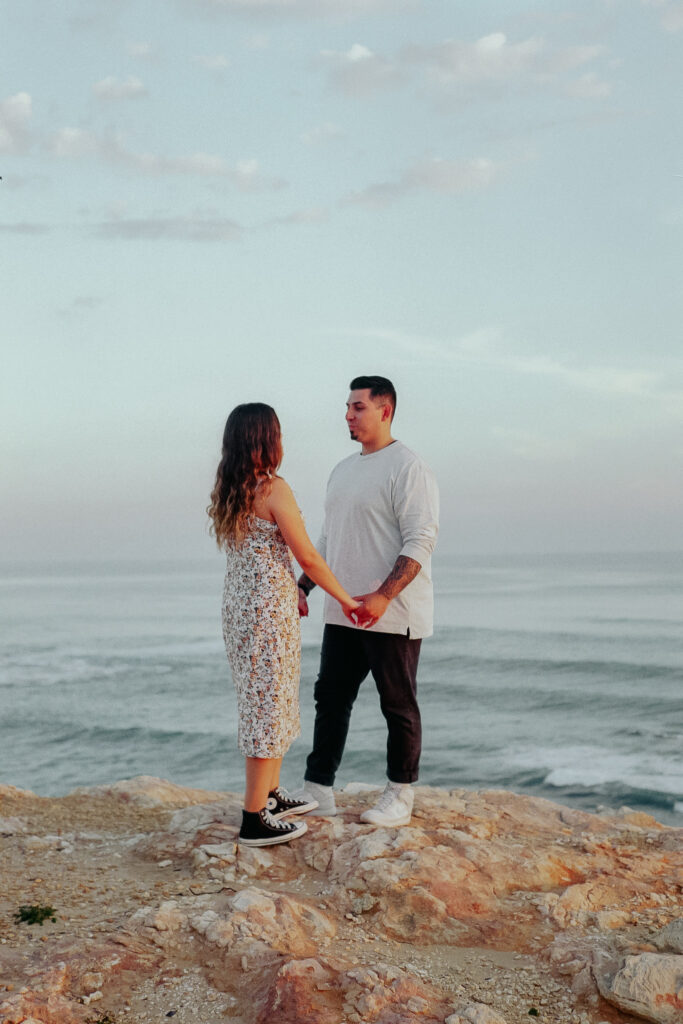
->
[359,782,414,826]
[291,780,337,816]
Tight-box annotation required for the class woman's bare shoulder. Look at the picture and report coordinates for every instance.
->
[268,475,295,502]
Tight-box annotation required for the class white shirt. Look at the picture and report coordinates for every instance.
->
[318,441,439,638]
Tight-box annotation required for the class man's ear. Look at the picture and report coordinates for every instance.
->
[381,403,392,422]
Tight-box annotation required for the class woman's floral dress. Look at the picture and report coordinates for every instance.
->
[222,517,301,757]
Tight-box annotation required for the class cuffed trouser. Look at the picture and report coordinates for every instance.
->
[304,624,422,786]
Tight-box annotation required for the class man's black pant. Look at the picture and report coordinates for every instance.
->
[304,624,422,786]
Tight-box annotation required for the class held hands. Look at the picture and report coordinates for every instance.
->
[297,587,309,618]
[350,591,390,629]
[342,597,362,625]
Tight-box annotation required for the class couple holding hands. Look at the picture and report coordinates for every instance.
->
[208,376,439,847]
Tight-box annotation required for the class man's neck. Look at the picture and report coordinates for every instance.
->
[361,435,395,456]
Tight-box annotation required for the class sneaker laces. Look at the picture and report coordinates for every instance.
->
[373,784,405,813]
[260,808,297,832]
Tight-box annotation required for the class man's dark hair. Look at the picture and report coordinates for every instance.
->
[349,375,397,419]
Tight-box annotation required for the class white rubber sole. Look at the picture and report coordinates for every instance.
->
[271,798,319,820]
[238,821,308,846]
[359,812,412,826]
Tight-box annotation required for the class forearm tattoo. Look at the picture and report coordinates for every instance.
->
[298,573,316,596]
[377,556,421,601]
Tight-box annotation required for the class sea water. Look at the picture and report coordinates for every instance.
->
[1,553,681,823]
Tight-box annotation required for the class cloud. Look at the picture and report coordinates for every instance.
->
[319,32,611,103]
[126,41,156,59]
[194,53,231,72]
[641,0,683,32]
[565,72,612,99]
[57,295,106,317]
[94,214,243,241]
[93,75,147,100]
[346,156,499,207]
[185,0,409,14]
[0,221,50,234]
[300,121,345,145]
[406,32,608,100]
[320,43,405,95]
[48,128,285,189]
[68,0,128,31]
[260,205,328,226]
[0,92,33,154]
[338,326,678,404]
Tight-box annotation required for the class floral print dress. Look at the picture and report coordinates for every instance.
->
[222,517,301,758]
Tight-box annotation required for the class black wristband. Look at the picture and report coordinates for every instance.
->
[298,582,311,597]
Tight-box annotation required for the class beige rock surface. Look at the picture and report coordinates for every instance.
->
[0,776,681,1024]
[594,952,683,1024]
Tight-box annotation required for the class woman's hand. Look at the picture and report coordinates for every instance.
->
[341,597,361,625]
[297,586,309,618]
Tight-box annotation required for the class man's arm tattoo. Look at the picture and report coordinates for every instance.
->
[377,556,421,601]
[298,573,316,596]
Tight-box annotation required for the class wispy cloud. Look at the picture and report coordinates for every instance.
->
[125,41,156,60]
[93,214,243,241]
[320,43,405,95]
[565,72,613,99]
[193,53,231,72]
[641,0,683,33]
[57,294,106,317]
[48,127,286,189]
[338,326,680,404]
[0,221,50,234]
[259,205,328,227]
[0,92,33,154]
[300,121,345,145]
[93,76,147,101]
[320,32,612,103]
[346,156,499,207]
[185,0,410,15]
[409,32,611,106]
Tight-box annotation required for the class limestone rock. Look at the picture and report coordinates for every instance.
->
[2,777,682,1024]
[0,783,36,798]
[653,919,683,955]
[69,774,230,807]
[447,1004,509,1024]
[255,957,450,1024]
[594,952,683,1023]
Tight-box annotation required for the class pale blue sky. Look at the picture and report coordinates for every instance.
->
[2,0,681,560]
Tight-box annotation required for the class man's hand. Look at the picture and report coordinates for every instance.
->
[352,591,390,629]
[297,586,309,618]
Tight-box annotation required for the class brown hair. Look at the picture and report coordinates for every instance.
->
[207,403,283,548]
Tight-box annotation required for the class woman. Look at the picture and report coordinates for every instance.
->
[208,403,359,847]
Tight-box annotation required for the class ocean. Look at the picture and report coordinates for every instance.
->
[1,553,681,824]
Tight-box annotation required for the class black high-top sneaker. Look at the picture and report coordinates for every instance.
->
[238,807,307,847]
[266,786,319,819]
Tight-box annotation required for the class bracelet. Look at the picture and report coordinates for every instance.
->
[298,583,311,597]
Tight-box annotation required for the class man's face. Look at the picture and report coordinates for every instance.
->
[345,389,387,443]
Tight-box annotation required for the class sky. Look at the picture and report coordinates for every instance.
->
[2,0,682,561]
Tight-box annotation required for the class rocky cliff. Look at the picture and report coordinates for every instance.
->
[0,778,681,1024]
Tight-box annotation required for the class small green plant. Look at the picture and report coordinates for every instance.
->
[13,904,57,926]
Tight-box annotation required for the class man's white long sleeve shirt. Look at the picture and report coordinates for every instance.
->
[317,441,439,639]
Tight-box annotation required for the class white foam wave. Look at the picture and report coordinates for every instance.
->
[509,744,683,796]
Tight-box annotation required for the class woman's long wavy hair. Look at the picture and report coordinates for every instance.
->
[208,403,283,548]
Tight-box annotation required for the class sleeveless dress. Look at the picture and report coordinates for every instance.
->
[222,517,301,758]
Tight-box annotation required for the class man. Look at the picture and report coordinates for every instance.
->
[296,375,439,826]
